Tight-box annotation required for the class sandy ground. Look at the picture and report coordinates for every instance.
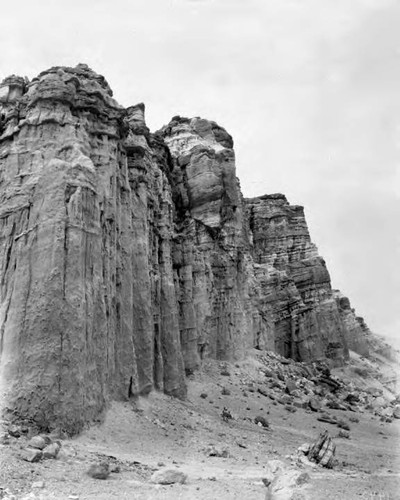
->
[1,353,400,500]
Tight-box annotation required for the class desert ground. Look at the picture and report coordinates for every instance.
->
[1,350,399,500]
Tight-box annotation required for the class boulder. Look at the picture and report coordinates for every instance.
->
[27,436,48,450]
[317,413,337,425]
[7,425,22,438]
[206,445,229,457]
[380,407,393,418]
[285,380,298,395]
[19,448,43,463]
[293,398,309,409]
[258,387,270,397]
[337,419,350,431]
[151,469,187,485]
[31,481,45,489]
[297,443,311,455]
[372,397,386,409]
[221,407,233,422]
[0,433,10,445]
[344,392,360,404]
[264,460,310,500]
[43,442,61,459]
[87,463,110,480]
[307,431,336,468]
[309,398,322,412]
[255,416,270,428]
[326,399,347,411]
[278,395,293,405]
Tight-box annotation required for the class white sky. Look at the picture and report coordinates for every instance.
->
[1,0,399,346]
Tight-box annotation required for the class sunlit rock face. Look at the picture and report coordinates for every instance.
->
[0,65,371,433]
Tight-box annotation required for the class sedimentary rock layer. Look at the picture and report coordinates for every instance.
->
[0,65,372,432]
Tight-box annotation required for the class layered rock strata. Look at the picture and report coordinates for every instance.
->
[245,194,349,364]
[334,290,399,362]
[0,65,372,432]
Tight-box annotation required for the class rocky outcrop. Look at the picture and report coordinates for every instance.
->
[0,64,374,433]
[334,290,400,362]
[245,194,349,364]
[334,291,371,357]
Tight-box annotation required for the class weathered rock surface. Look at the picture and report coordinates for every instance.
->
[0,64,381,432]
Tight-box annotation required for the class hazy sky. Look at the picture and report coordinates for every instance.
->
[1,0,399,346]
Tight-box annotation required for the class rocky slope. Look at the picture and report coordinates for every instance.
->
[1,351,399,500]
[0,64,388,433]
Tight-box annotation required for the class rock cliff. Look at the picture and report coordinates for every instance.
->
[0,64,378,433]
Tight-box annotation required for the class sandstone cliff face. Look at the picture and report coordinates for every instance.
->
[245,194,349,365]
[0,65,372,433]
[161,116,254,367]
[0,65,186,433]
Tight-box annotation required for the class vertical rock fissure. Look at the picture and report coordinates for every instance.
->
[20,228,34,346]
[2,234,14,284]
[62,221,68,299]
[58,328,63,395]
[0,293,12,358]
